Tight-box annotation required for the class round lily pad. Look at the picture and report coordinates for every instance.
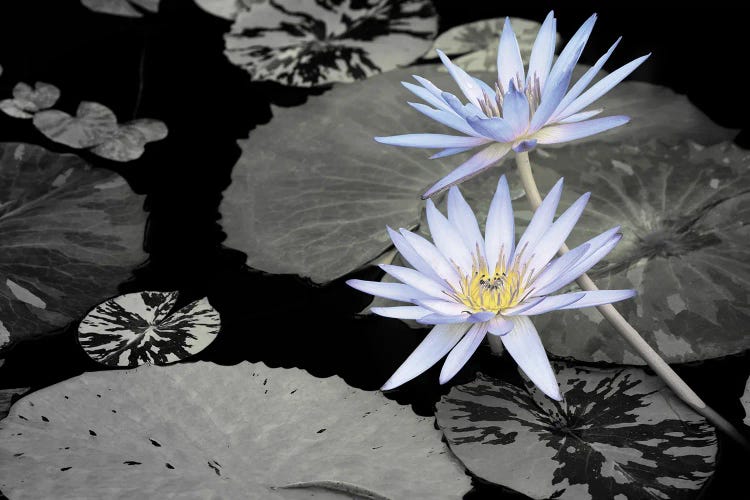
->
[33,101,118,149]
[80,0,160,18]
[89,119,168,162]
[224,0,438,87]
[0,143,147,353]
[220,64,734,284]
[78,291,221,367]
[0,82,60,119]
[436,362,717,500]
[0,362,471,499]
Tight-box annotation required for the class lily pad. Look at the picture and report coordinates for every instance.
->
[193,0,260,20]
[430,17,561,60]
[743,374,750,427]
[0,387,27,421]
[0,143,147,353]
[224,0,438,87]
[89,119,168,162]
[0,82,60,119]
[81,0,160,17]
[78,291,220,367]
[33,102,118,149]
[436,362,717,500]
[220,65,734,284]
[0,362,471,499]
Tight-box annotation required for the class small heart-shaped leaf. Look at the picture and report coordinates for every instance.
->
[33,102,118,148]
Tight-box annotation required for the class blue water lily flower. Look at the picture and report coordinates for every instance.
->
[348,176,635,400]
[375,12,650,198]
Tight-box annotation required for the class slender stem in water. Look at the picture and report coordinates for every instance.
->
[514,151,750,450]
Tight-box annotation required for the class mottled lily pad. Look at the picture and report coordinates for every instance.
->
[78,291,220,367]
[33,102,118,149]
[431,17,561,60]
[0,143,147,353]
[89,119,168,162]
[436,363,717,500]
[193,0,260,19]
[81,0,160,17]
[743,374,750,427]
[220,65,734,284]
[224,0,437,87]
[0,82,61,119]
[0,362,471,499]
[0,387,28,421]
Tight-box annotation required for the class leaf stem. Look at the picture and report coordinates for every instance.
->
[515,150,750,450]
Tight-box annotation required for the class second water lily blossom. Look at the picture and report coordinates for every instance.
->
[375,12,650,198]
[348,176,635,400]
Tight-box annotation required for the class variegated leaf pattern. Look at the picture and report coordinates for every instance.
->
[743,373,750,427]
[78,291,220,367]
[90,119,169,162]
[33,102,118,149]
[0,143,147,353]
[81,0,160,18]
[436,363,717,500]
[0,362,471,499]
[221,64,734,284]
[224,0,437,87]
[0,82,61,119]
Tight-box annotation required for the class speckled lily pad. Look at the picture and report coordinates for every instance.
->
[0,362,471,499]
[220,64,734,284]
[89,119,168,162]
[78,291,220,367]
[81,0,160,17]
[436,362,717,500]
[33,102,118,148]
[0,82,60,119]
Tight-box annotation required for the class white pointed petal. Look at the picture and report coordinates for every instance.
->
[558,53,651,120]
[530,14,597,132]
[448,186,485,260]
[439,323,487,384]
[415,298,467,316]
[530,243,590,295]
[505,292,585,316]
[473,77,496,99]
[429,147,473,159]
[422,143,511,199]
[380,264,448,299]
[381,323,468,390]
[402,81,453,113]
[534,115,630,144]
[502,85,530,136]
[526,11,557,90]
[426,200,474,273]
[468,311,496,323]
[400,229,462,285]
[485,175,515,273]
[442,92,487,120]
[437,49,484,109]
[497,17,526,90]
[413,75,455,109]
[466,116,516,142]
[487,315,513,336]
[550,38,620,121]
[346,279,429,303]
[556,289,636,310]
[501,316,561,400]
[500,296,544,316]
[525,192,590,276]
[374,133,490,149]
[417,313,470,325]
[515,177,564,260]
[387,226,443,284]
[371,306,431,320]
[408,102,479,136]
[558,108,602,123]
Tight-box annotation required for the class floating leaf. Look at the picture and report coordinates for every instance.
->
[81,0,160,18]
[89,119,168,162]
[0,362,471,499]
[0,387,27,421]
[743,374,750,427]
[78,291,220,367]
[220,65,734,283]
[0,143,147,353]
[0,82,61,119]
[33,102,118,149]
[224,0,438,87]
[193,0,260,20]
[431,17,561,60]
[436,363,717,500]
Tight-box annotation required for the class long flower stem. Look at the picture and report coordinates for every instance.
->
[515,151,750,449]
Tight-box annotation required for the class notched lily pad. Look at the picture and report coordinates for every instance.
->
[0,362,471,499]
[89,119,168,162]
[220,65,734,284]
[436,362,717,500]
[0,143,147,353]
[78,291,220,367]
[0,82,61,119]
[81,0,160,17]
[33,102,118,148]
[224,0,438,87]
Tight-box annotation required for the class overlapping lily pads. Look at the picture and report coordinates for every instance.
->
[0,82,60,119]
[224,0,438,86]
[436,363,717,499]
[0,143,147,353]
[81,0,160,17]
[0,362,471,499]
[78,291,221,367]
[220,64,734,284]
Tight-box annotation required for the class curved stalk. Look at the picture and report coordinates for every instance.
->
[515,151,750,450]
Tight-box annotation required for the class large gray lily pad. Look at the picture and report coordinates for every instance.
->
[0,362,471,499]
[436,363,717,500]
[33,102,118,149]
[0,143,147,353]
[743,373,750,427]
[193,0,260,20]
[224,0,437,87]
[220,64,734,284]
